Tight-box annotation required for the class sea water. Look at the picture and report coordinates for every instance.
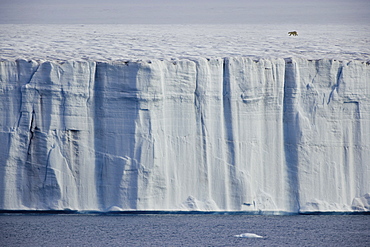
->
[0,214,369,246]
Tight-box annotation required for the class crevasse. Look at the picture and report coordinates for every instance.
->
[0,57,369,212]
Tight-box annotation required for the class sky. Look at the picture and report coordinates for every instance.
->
[0,0,369,24]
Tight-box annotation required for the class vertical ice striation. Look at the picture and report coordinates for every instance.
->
[0,58,369,212]
[283,58,370,212]
[222,57,287,211]
[0,60,98,210]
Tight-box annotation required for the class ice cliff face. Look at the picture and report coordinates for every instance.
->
[0,57,369,212]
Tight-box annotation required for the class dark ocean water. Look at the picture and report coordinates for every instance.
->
[0,214,369,246]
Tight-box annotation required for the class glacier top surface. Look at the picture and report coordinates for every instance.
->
[1,24,369,61]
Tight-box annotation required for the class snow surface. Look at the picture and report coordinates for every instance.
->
[0,57,369,212]
[1,24,369,61]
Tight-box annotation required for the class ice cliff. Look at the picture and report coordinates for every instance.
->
[0,57,369,213]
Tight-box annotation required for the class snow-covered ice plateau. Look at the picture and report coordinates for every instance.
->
[0,25,369,213]
[1,24,369,61]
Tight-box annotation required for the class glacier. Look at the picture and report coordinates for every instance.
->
[0,57,369,213]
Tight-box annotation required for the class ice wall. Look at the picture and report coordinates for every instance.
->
[0,57,369,212]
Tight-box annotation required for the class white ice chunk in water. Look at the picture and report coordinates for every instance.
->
[234,233,264,238]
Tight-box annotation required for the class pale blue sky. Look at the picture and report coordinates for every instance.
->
[1,0,369,24]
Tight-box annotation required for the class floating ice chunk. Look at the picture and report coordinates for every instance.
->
[234,233,264,238]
